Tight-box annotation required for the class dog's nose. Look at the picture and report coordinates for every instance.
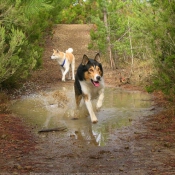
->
[96,76,101,81]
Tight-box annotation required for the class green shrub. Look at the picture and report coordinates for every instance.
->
[0,0,55,87]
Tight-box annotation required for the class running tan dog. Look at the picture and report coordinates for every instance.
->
[51,48,75,81]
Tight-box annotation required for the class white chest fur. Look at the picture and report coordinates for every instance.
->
[79,78,104,99]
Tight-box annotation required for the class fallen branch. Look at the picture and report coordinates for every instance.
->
[38,127,67,133]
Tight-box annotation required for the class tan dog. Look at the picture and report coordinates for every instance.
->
[51,48,75,81]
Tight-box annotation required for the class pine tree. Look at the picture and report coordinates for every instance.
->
[148,0,175,97]
[0,0,56,86]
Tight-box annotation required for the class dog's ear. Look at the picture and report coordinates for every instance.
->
[56,49,59,53]
[82,54,89,65]
[94,53,101,63]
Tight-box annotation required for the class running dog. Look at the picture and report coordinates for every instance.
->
[74,53,104,123]
[51,48,75,81]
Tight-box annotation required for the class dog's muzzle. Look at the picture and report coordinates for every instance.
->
[51,56,56,59]
[96,76,101,81]
[91,76,101,87]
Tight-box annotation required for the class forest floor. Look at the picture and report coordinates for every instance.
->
[0,24,175,175]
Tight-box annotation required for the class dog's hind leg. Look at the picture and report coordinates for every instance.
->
[75,94,82,108]
[71,57,75,80]
[74,79,82,109]
[68,65,71,79]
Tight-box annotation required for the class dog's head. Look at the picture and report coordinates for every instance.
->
[51,49,63,60]
[81,53,103,87]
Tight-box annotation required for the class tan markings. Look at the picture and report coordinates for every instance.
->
[52,49,57,56]
[65,53,74,63]
[52,50,74,63]
[95,66,102,76]
[84,71,91,80]
[59,51,65,58]
[75,94,82,107]
[84,65,102,80]
[83,94,89,101]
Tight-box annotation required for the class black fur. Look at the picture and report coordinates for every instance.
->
[74,57,103,96]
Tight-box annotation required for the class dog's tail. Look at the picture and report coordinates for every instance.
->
[66,48,73,53]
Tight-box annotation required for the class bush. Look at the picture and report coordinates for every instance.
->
[0,0,55,87]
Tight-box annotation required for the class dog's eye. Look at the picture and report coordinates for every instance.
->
[89,68,94,72]
[89,69,94,73]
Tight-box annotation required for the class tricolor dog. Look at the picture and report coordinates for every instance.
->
[51,48,75,81]
[74,53,104,123]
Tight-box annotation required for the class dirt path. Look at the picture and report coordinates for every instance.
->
[29,24,97,88]
[1,24,175,175]
[28,24,119,90]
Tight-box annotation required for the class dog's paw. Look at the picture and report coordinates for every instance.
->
[96,101,102,110]
[91,116,98,123]
[92,119,98,124]
[96,106,101,111]
[96,104,102,110]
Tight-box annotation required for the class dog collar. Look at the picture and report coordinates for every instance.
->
[61,59,66,67]
[61,53,66,67]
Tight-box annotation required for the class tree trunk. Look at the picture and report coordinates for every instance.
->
[128,17,134,78]
[103,8,115,69]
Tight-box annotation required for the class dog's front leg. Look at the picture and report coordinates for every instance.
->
[62,67,69,81]
[96,88,104,110]
[83,94,98,123]
[60,67,65,81]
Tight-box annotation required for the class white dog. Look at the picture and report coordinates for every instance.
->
[51,48,75,81]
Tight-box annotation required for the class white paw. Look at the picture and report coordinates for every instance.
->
[91,116,98,123]
[62,78,65,81]
[96,102,102,109]
[92,119,98,123]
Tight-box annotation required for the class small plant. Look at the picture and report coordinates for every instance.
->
[0,92,10,114]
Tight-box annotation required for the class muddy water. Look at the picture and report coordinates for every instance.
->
[10,85,154,146]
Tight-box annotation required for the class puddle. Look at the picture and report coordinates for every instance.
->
[10,85,155,146]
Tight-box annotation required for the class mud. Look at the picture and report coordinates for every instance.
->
[1,24,175,174]
[10,85,155,147]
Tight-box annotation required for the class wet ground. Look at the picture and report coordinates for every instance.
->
[3,81,174,175]
[10,83,155,147]
[2,82,175,174]
[1,24,175,174]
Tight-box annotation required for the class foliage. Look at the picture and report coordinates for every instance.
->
[85,0,175,99]
[0,0,62,87]
[56,0,92,24]
[1,0,175,99]
[0,26,25,83]
[146,0,175,99]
